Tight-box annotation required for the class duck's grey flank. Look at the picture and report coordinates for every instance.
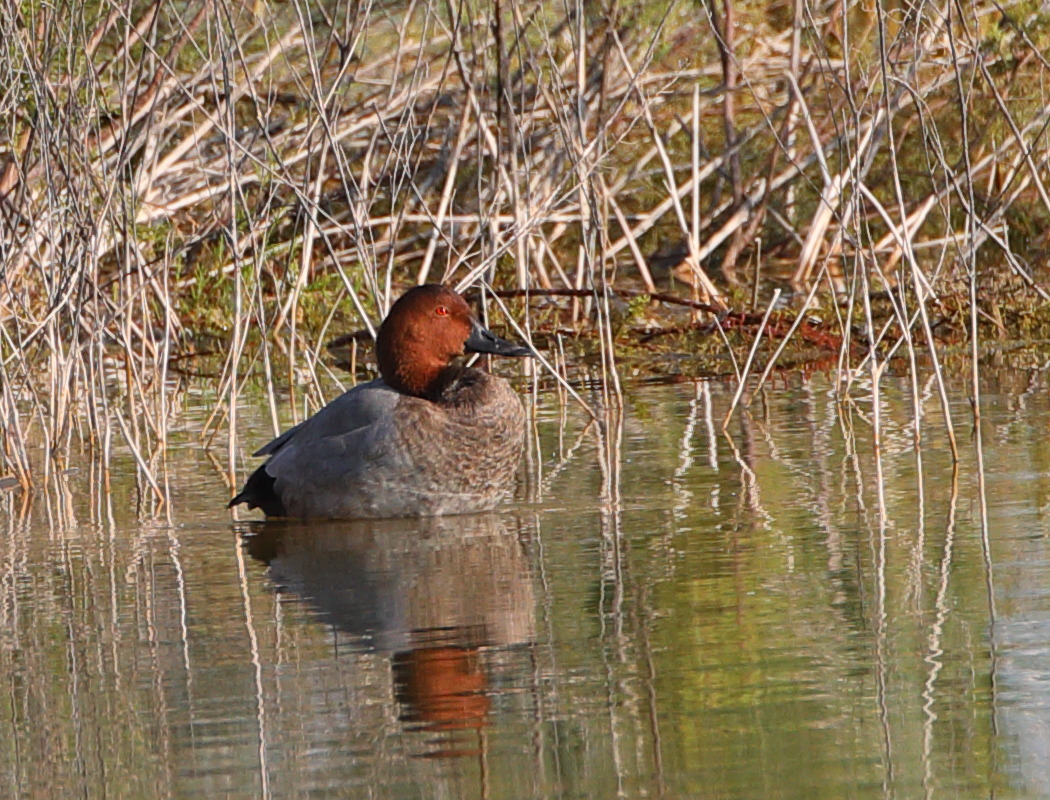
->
[233,372,525,519]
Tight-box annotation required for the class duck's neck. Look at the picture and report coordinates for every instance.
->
[381,357,474,401]
[386,364,441,398]
[377,335,447,398]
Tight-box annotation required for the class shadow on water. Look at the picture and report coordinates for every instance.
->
[241,514,535,758]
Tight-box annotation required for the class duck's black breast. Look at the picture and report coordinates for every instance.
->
[433,366,503,406]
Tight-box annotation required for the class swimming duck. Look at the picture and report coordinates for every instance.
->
[229,284,532,519]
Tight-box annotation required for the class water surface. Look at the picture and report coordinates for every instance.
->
[3,370,1050,799]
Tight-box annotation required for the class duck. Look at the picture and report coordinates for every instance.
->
[228,284,532,519]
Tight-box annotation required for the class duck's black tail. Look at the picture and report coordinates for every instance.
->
[228,463,287,517]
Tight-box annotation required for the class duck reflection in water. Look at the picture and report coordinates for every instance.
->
[242,513,534,757]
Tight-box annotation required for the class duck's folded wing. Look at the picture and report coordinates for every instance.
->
[262,417,409,518]
[253,420,305,457]
[252,379,398,457]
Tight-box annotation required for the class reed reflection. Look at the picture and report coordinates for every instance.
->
[243,513,534,757]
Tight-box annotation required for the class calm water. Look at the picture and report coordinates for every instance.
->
[3,370,1050,799]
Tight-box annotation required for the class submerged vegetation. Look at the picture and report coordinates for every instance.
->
[2,0,1050,496]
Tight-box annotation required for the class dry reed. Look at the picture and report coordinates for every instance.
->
[1,0,1048,503]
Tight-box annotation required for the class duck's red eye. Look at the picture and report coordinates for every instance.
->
[435,306,450,317]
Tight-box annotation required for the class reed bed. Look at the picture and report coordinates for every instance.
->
[2,0,1049,503]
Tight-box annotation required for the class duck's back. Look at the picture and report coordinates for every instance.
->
[257,370,525,519]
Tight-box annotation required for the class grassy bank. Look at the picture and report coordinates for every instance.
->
[2,0,1050,492]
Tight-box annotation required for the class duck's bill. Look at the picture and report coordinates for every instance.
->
[466,318,534,357]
